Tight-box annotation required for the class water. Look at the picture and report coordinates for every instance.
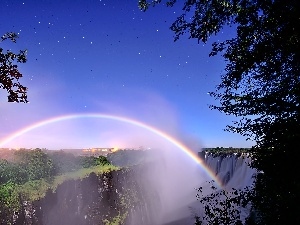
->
[139,151,257,224]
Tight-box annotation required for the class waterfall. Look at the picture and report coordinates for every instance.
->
[204,153,257,188]
[195,152,258,224]
[154,152,257,225]
[2,152,257,225]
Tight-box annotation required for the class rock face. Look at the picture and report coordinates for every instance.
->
[205,153,257,188]
[162,153,257,225]
[4,167,160,225]
[1,154,257,225]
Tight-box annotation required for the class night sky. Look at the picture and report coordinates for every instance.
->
[0,0,253,150]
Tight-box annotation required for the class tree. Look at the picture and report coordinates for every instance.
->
[139,1,300,224]
[0,32,28,103]
[138,0,300,139]
[0,159,28,184]
[48,150,80,174]
[14,149,54,181]
[78,155,110,168]
[192,181,255,225]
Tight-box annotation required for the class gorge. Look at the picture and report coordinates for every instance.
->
[0,151,256,225]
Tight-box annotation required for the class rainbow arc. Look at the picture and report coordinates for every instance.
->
[0,113,223,187]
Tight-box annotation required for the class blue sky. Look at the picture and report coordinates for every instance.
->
[0,0,253,149]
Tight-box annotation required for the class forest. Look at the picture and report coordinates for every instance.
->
[0,149,115,215]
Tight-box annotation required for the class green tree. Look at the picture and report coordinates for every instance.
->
[48,150,80,174]
[139,1,300,224]
[78,155,111,168]
[0,160,28,184]
[96,155,111,166]
[14,149,54,181]
[0,32,28,102]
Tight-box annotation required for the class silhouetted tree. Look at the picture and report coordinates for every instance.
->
[139,1,300,224]
[192,181,255,225]
[0,32,28,102]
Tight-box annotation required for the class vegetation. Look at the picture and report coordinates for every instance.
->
[48,150,110,175]
[0,32,28,103]
[139,0,300,224]
[103,184,139,225]
[49,164,118,192]
[192,181,255,225]
[0,149,117,215]
[107,149,151,167]
[0,181,19,210]
[103,212,128,225]
[14,149,54,181]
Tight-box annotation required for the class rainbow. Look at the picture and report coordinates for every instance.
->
[0,113,223,187]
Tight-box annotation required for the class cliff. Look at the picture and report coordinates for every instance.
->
[1,166,159,225]
[0,152,257,225]
[204,153,257,188]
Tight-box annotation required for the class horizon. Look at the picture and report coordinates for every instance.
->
[0,1,254,149]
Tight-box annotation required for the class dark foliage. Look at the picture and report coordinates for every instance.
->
[193,181,255,225]
[0,149,111,185]
[139,1,300,224]
[0,32,28,103]
[14,149,54,181]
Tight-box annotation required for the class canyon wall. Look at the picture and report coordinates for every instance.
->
[1,153,257,225]
[1,166,160,225]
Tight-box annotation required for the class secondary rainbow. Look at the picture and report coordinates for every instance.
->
[0,113,223,187]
